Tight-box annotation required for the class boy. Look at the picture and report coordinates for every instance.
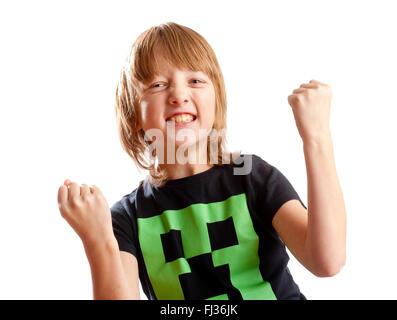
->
[57,22,346,300]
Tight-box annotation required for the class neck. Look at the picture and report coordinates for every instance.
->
[158,142,215,180]
[160,162,214,180]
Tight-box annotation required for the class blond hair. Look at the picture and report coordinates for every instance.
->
[114,22,237,187]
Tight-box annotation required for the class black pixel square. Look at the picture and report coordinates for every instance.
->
[161,229,185,262]
[179,253,242,300]
[207,217,239,251]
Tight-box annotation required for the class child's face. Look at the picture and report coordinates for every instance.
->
[138,59,216,152]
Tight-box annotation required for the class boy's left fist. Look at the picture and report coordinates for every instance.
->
[287,80,332,143]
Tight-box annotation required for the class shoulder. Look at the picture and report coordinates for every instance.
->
[233,153,275,183]
[238,153,301,209]
[110,184,140,219]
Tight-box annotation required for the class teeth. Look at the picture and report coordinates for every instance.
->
[167,114,194,123]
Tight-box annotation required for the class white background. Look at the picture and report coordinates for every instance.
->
[0,0,396,299]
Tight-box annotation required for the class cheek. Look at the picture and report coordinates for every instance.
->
[139,100,150,120]
[140,100,164,129]
[198,91,216,126]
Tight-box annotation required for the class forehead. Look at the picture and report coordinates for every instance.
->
[153,55,206,77]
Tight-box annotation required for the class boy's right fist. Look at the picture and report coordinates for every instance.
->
[57,179,115,249]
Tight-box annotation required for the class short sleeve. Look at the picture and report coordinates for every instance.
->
[247,154,307,226]
[110,200,138,258]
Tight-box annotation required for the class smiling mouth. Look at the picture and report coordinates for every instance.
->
[166,113,197,124]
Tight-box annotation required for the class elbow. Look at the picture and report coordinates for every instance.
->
[312,258,346,278]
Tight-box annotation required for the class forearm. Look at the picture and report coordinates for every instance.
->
[303,133,346,276]
[84,238,139,300]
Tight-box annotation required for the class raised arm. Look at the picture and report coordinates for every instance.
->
[272,80,346,277]
[303,133,346,275]
[57,179,140,299]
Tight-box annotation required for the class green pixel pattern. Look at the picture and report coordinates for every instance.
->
[137,193,276,300]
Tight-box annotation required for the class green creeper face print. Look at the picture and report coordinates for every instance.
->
[137,193,277,300]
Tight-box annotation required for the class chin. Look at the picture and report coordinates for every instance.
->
[173,138,199,149]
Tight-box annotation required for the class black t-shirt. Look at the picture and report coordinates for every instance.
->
[110,154,307,300]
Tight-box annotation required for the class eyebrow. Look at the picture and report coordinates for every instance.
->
[149,71,209,82]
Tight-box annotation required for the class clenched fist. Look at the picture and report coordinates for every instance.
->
[57,179,115,249]
[288,79,332,143]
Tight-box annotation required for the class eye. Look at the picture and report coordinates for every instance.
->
[190,79,204,84]
[151,82,166,88]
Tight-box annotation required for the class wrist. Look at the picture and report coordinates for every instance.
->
[83,235,119,262]
[302,132,333,149]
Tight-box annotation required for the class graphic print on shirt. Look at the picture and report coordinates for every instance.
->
[137,193,277,300]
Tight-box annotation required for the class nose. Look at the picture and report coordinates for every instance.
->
[168,84,189,107]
